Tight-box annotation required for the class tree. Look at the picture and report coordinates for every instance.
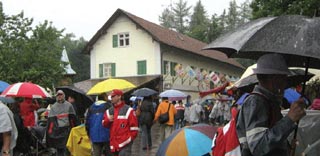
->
[250,0,320,19]
[159,8,176,29]
[238,0,252,26]
[172,0,192,34]
[188,0,210,42]
[207,14,224,42]
[225,0,239,31]
[0,2,65,88]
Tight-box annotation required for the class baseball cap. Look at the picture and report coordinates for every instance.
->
[56,90,64,96]
[110,89,123,97]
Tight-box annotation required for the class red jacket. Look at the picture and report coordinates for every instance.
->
[102,102,139,152]
[20,98,39,127]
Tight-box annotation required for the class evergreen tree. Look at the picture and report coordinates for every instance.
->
[250,0,320,19]
[188,0,209,42]
[238,0,252,26]
[172,0,192,34]
[159,7,175,29]
[207,14,223,42]
[226,0,239,31]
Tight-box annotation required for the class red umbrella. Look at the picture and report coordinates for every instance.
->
[1,82,51,98]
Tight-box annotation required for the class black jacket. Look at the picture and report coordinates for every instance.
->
[236,85,297,156]
[139,99,154,127]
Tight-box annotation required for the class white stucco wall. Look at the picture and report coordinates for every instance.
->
[90,15,161,78]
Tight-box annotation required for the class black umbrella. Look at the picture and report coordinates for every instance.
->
[56,86,94,118]
[131,88,158,97]
[204,15,320,156]
[204,15,320,69]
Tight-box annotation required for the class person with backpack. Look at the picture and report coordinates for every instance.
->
[236,54,306,156]
[154,97,176,142]
[174,100,185,129]
[85,93,112,156]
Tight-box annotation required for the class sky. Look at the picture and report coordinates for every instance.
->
[2,0,247,40]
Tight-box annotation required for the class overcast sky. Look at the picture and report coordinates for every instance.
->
[2,0,247,40]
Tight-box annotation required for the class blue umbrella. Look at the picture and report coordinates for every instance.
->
[0,80,10,93]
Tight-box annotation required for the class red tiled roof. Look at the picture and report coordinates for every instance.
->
[83,9,244,69]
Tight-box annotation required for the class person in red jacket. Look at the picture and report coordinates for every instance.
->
[19,98,39,128]
[102,89,139,156]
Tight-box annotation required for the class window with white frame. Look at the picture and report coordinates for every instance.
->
[113,33,130,47]
[99,63,115,78]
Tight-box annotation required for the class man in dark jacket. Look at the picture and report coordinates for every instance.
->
[139,96,154,150]
[236,54,306,156]
[46,90,78,156]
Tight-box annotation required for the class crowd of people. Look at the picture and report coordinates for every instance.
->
[2,54,320,156]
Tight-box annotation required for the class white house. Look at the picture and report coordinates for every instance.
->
[77,9,244,100]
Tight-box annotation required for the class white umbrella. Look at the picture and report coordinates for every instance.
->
[159,89,187,101]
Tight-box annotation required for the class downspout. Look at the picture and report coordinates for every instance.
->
[160,44,164,93]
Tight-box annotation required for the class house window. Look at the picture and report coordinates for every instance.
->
[163,61,170,75]
[99,63,115,78]
[113,33,130,47]
[170,62,177,76]
[137,60,147,75]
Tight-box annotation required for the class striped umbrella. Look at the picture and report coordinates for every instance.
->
[157,124,218,156]
[1,82,51,98]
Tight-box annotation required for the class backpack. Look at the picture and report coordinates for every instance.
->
[158,104,171,124]
[85,102,111,137]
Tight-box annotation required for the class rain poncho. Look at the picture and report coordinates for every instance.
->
[189,103,202,123]
[236,85,297,156]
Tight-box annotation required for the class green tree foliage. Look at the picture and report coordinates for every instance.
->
[188,0,210,42]
[159,8,176,29]
[238,0,252,25]
[0,2,65,87]
[250,0,320,19]
[159,0,191,33]
[207,14,224,42]
[172,0,192,33]
[226,0,239,31]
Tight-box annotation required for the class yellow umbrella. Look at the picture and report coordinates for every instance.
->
[87,78,136,95]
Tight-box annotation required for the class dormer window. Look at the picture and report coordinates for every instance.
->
[113,33,130,48]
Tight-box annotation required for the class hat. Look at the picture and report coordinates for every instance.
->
[56,90,64,96]
[253,54,290,75]
[110,89,123,97]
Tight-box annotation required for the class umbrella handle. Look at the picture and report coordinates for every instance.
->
[290,121,299,156]
[291,57,311,156]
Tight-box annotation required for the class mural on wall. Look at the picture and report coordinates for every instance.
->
[174,64,187,84]
[163,61,239,91]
